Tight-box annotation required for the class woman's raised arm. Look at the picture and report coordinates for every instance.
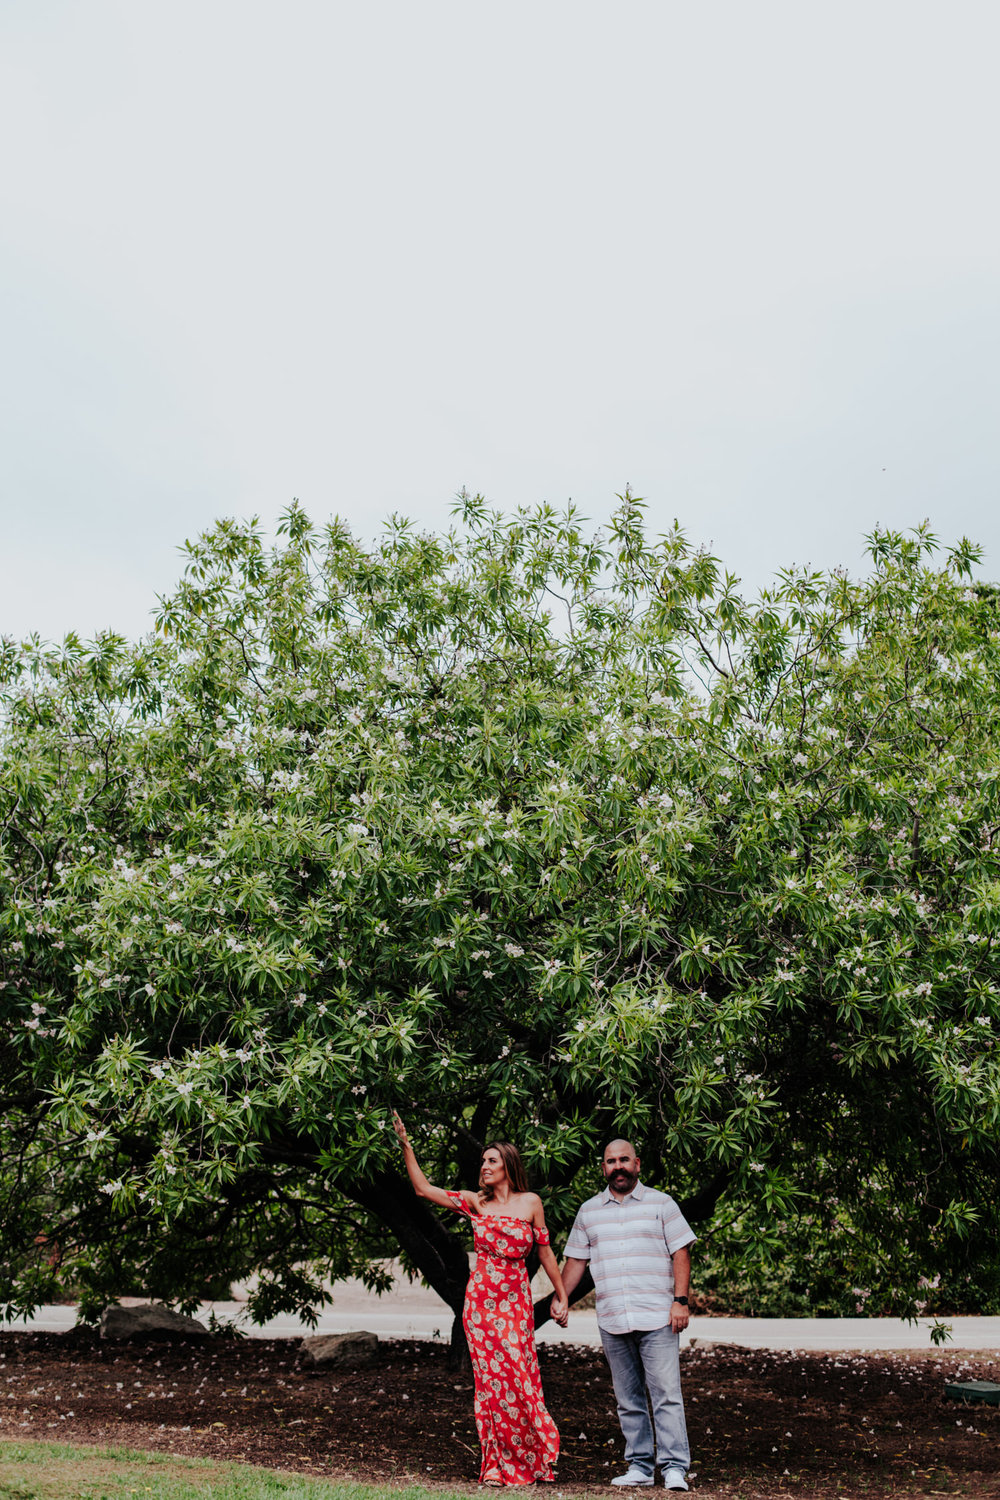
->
[392,1112,478,1211]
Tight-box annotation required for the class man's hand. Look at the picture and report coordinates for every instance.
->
[670,1299,690,1334]
[550,1295,569,1328]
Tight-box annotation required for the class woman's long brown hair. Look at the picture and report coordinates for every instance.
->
[479,1141,529,1200]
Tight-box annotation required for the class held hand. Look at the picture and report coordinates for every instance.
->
[391,1111,410,1147]
[550,1296,569,1328]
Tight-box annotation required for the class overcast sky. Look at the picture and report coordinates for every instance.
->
[3,1,999,641]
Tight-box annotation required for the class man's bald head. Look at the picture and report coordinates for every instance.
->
[603,1136,636,1161]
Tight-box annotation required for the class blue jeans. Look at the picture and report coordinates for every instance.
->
[599,1324,690,1476]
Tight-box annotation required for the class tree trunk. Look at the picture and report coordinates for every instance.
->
[449,1310,471,1371]
[678,1167,731,1225]
[349,1168,471,1313]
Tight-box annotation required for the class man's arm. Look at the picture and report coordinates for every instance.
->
[560,1257,590,1301]
[670,1245,691,1333]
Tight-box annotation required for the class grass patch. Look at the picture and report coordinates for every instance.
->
[0,1441,473,1500]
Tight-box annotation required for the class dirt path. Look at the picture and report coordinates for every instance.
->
[0,1331,998,1497]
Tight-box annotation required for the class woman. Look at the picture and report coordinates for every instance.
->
[392,1111,569,1486]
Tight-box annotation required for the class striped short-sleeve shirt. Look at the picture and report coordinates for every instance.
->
[564,1181,696,1334]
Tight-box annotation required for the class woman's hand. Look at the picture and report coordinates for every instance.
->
[550,1295,569,1328]
[391,1110,410,1147]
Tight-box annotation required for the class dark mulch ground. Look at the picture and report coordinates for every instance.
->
[0,1330,998,1497]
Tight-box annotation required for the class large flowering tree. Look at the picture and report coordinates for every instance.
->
[1,496,999,1338]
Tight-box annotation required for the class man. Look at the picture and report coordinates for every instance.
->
[556,1138,695,1491]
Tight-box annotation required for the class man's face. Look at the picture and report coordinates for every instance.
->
[602,1141,640,1195]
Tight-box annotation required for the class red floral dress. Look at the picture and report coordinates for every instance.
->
[445,1190,560,1485]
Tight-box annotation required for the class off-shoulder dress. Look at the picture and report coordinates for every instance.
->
[444,1189,560,1485]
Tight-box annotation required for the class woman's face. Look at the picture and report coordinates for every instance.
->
[480,1147,507,1188]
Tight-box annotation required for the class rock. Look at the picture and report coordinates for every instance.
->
[300,1330,379,1367]
[944,1379,1000,1405]
[100,1303,209,1340]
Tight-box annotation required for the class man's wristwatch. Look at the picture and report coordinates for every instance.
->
[673,1296,689,1306]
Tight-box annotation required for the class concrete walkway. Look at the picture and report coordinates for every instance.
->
[5,1297,999,1351]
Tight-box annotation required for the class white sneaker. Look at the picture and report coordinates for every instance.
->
[662,1468,689,1491]
[610,1468,654,1486]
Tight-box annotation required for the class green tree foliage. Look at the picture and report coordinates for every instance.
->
[1,496,998,1332]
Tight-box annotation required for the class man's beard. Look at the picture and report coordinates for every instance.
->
[609,1169,638,1192]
